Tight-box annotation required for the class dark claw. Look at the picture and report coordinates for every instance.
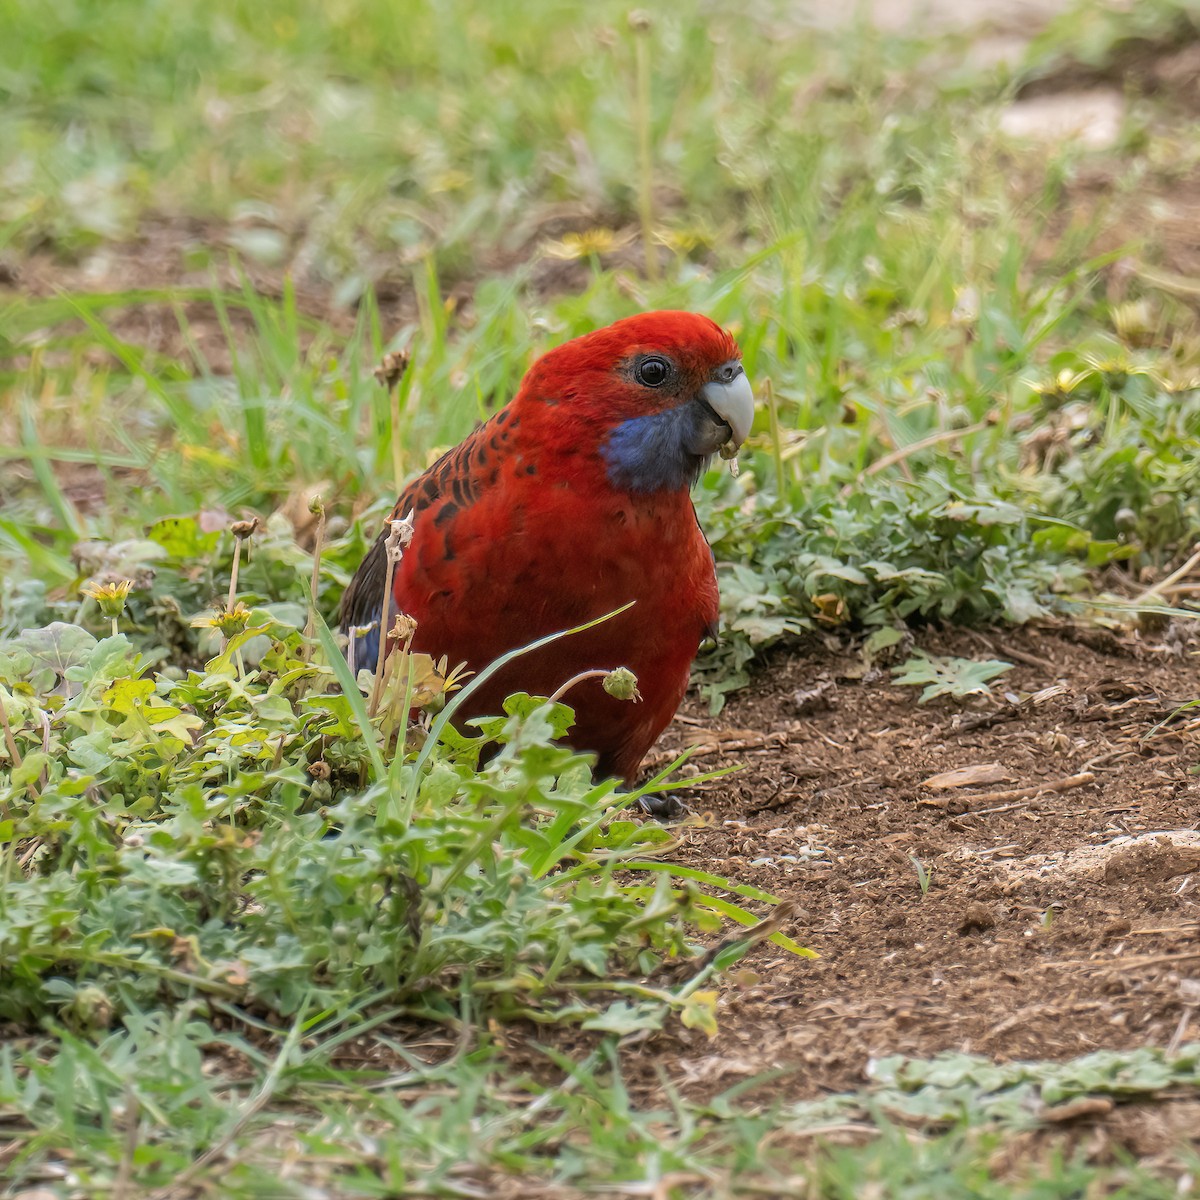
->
[635,792,691,819]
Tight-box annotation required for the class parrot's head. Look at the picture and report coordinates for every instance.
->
[520,310,754,493]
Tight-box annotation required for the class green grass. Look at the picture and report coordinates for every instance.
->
[4,0,1200,1194]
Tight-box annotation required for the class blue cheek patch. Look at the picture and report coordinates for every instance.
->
[601,405,705,493]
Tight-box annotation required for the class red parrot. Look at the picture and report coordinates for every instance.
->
[339,310,753,786]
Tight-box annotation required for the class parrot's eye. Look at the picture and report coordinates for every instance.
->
[635,356,672,388]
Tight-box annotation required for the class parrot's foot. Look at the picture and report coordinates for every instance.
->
[634,791,691,820]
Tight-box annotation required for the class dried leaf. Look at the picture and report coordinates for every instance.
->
[921,762,1013,790]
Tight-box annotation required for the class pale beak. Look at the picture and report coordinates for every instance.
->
[698,369,754,449]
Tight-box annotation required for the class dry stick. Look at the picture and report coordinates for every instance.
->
[689,734,786,755]
[37,709,49,791]
[370,530,400,717]
[0,694,34,803]
[224,518,257,669]
[0,693,22,771]
[992,642,1051,670]
[372,349,411,500]
[969,801,1033,818]
[271,731,286,772]
[548,669,610,705]
[369,516,414,719]
[919,771,1094,809]
[300,498,326,667]
[227,528,246,611]
[841,421,991,497]
[383,623,418,757]
[1167,1006,1196,1056]
[112,1087,140,1200]
[1041,950,1200,972]
[1128,924,1200,936]
[1136,264,1200,298]
[688,900,796,975]
[630,10,657,282]
[1134,540,1200,605]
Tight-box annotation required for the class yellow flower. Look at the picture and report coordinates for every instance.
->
[192,601,254,639]
[654,227,711,254]
[81,579,134,620]
[543,227,634,261]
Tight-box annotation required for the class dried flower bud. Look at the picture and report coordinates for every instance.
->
[388,613,418,644]
[69,985,114,1030]
[603,667,641,702]
[373,349,411,389]
[308,760,331,780]
[385,511,416,560]
[230,517,260,539]
[628,9,652,32]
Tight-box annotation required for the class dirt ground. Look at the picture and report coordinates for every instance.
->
[599,622,1200,1143]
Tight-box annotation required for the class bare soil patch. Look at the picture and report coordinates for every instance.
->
[624,623,1200,1118]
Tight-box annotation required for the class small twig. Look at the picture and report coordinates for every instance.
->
[548,669,610,705]
[271,731,286,772]
[969,801,1032,817]
[994,642,1053,670]
[369,514,415,719]
[112,1086,140,1200]
[630,10,658,281]
[1167,1007,1196,1056]
[382,617,418,756]
[37,709,49,790]
[0,694,35,803]
[1127,924,1200,936]
[300,497,326,667]
[1134,541,1200,605]
[373,349,411,497]
[0,693,23,771]
[226,518,258,612]
[1041,950,1200,972]
[1084,747,1137,770]
[688,900,796,975]
[843,421,991,496]
[921,771,1094,809]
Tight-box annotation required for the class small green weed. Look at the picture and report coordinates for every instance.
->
[891,653,1015,703]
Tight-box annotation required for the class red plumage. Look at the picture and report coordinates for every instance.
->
[340,311,748,785]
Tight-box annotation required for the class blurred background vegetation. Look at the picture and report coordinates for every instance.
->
[5,1,1200,678]
[4,1,1200,674]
